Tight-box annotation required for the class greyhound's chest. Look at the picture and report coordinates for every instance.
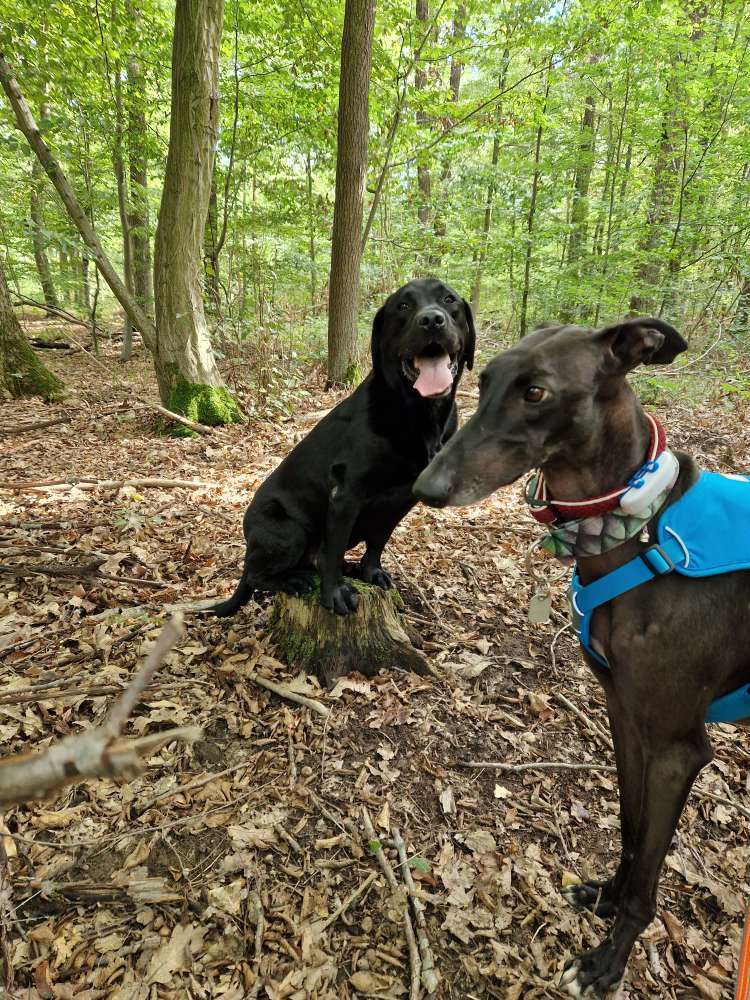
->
[571,471,750,724]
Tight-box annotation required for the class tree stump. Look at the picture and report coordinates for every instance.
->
[269,578,430,687]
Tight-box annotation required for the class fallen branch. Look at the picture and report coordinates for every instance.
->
[553,691,611,745]
[0,477,208,492]
[392,826,439,995]
[248,656,330,718]
[141,402,213,436]
[360,808,422,1000]
[0,614,200,805]
[458,760,616,773]
[0,416,72,436]
[13,294,110,336]
[0,561,167,589]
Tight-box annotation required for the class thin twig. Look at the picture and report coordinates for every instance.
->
[458,760,616,773]
[320,872,377,931]
[553,690,611,745]
[249,669,330,719]
[392,826,439,995]
[0,477,208,492]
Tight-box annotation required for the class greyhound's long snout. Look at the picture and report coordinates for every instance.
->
[413,460,453,507]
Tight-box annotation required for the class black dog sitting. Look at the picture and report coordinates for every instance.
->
[209,278,475,617]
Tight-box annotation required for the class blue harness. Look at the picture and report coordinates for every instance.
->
[570,471,750,724]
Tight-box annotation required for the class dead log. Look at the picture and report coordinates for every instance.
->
[269,579,430,686]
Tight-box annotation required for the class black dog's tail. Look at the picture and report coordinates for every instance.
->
[208,573,254,617]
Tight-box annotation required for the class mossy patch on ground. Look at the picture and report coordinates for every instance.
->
[165,376,244,435]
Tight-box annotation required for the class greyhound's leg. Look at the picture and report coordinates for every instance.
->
[560,729,712,998]
[563,690,643,918]
[319,463,361,615]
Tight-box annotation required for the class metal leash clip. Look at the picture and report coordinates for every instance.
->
[525,537,569,624]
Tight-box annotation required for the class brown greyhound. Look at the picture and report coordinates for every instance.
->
[413,318,750,997]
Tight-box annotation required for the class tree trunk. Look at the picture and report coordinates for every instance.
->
[0,256,64,401]
[326,0,376,386]
[126,2,154,319]
[204,176,221,311]
[29,97,59,309]
[415,0,431,232]
[519,64,551,339]
[629,95,678,314]
[114,66,136,360]
[269,582,428,687]
[152,0,242,423]
[306,149,317,307]
[562,73,598,319]
[471,54,509,316]
[0,52,155,347]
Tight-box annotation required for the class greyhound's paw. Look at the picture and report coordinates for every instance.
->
[559,943,625,998]
[361,566,393,590]
[321,582,360,616]
[280,569,317,597]
[562,879,618,917]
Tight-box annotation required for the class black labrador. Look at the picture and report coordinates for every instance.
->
[209,278,475,617]
[414,318,750,996]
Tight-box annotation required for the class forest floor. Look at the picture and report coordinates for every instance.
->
[1,332,749,1000]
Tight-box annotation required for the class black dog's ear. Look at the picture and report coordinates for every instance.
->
[462,299,476,371]
[596,317,687,373]
[370,305,386,373]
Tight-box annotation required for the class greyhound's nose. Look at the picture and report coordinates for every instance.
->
[418,309,446,330]
[413,466,452,508]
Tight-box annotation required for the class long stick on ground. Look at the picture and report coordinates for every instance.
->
[362,808,421,1000]
[459,760,616,774]
[392,826,439,995]
[0,614,200,805]
[0,477,208,492]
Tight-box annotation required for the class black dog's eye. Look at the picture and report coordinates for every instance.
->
[524,385,548,403]
[444,294,456,304]
[398,301,410,311]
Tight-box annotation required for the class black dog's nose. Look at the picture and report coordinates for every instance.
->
[418,309,446,329]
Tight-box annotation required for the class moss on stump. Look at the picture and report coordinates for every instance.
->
[167,376,243,435]
[269,578,429,687]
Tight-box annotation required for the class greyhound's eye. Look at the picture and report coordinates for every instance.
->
[398,301,410,311]
[524,386,548,403]
[444,294,456,304]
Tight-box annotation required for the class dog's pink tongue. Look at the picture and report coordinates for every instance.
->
[413,354,453,397]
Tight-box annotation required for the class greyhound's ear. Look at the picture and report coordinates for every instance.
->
[596,317,687,372]
[462,299,476,370]
[370,305,386,372]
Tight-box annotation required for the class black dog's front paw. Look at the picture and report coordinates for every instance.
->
[562,878,618,917]
[321,582,360,615]
[360,565,392,590]
[559,941,625,998]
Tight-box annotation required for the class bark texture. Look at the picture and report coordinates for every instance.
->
[29,98,59,309]
[153,0,239,416]
[0,52,155,348]
[0,256,64,401]
[270,581,428,687]
[326,0,376,386]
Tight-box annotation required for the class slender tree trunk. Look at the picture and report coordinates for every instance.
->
[114,66,136,359]
[0,52,155,345]
[152,0,241,422]
[126,0,154,318]
[326,0,376,386]
[0,255,63,400]
[306,149,317,307]
[415,0,431,233]
[519,65,551,339]
[562,72,598,318]
[471,53,509,315]
[204,176,221,310]
[629,86,678,314]
[432,5,466,249]
[29,97,59,309]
